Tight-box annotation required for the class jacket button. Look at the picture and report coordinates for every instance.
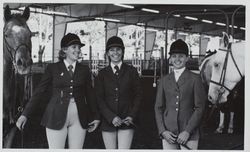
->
[176,108,178,111]
[115,99,118,102]
[70,92,72,95]
[70,80,73,83]
[70,86,73,89]
[115,88,118,91]
[176,102,178,104]
[176,96,179,99]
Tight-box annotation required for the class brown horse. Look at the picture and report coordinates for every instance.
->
[3,5,32,147]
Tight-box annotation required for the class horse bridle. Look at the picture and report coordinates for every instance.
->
[4,33,31,73]
[209,43,243,105]
[4,31,32,116]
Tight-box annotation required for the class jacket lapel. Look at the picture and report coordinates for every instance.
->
[73,62,81,79]
[58,61,72,79]
[168,72,179,89]
[105,63,127,82]
[177,69,188,87]
[118,63,126,78]
[106,65,117,80]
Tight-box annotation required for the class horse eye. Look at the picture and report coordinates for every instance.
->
[4,33,12,38]
[214,62,220,68]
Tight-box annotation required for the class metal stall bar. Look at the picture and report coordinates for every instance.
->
[164,9,229,76]
[231,5,244,39]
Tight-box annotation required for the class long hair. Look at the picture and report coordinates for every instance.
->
[58,48,66,61]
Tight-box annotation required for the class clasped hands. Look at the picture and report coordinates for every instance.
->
[112,116,134,127]
[161,130,190,145]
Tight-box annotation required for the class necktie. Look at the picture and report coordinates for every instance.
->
[68,65,74,77]
[114,65,119,76]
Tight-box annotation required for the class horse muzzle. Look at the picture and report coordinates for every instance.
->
[14,46,33,75]
[16,60,32,75]
[208,87,228,104]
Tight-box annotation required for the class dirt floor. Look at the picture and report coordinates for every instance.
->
[6,76,244,150]
[8,113,244,150]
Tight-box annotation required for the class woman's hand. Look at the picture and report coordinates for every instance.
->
[176,131,190,145]
[88,120,100,132]
[122,116,134,126]
[16,115,27,130]
[112,116,122,127]
[161,130,177,144]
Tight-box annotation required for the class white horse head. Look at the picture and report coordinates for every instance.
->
[207,32,245,104]
[201,32,245,104]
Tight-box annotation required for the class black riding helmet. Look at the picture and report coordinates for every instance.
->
[106,36,125,52]
[169,39,189,56]
[61,33,85,48]
[106,36,125,61]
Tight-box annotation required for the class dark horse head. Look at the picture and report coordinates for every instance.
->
[4,5,32,75]
[3,5,32,123]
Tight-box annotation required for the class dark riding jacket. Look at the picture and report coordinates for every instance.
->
[22,61,99,130]
[95,63,142,131]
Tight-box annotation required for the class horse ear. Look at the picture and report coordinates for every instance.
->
[4,5,12,22]
[22,7,30,21]
[222,32,229,47]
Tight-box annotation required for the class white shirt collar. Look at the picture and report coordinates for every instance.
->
[111,61,122,73]
[64,60,77,72]
[174,67,186,74]
[173,67,186,81]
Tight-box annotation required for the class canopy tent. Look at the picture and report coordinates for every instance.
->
[4,3,245,37]
[4,3,245,64]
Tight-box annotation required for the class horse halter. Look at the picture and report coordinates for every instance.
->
[3,33,31,73]
[209,42,243,104]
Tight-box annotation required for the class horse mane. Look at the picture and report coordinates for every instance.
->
[199,58,209,87]
[205,49,217,58]
[199,49,218,86]
[199,49,217,69]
